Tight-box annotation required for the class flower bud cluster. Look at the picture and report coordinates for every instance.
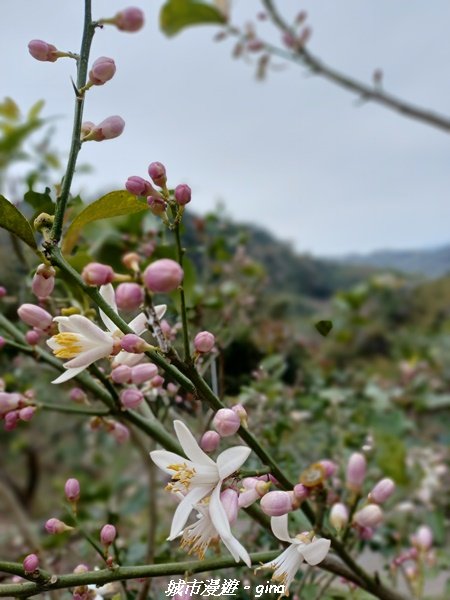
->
[0,391,36,431]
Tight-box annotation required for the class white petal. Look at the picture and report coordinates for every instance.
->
[52,366,85,384]
[154,304,167,320]
[55,314,113,344]
[150,450,189,474]
[300,538,331,566]
[174,421,216,467]
[216,446,251,479]
[168,486,210,540]
[63,344,113,369]
[209,483,251,566]
[99,284,119,333]
[271,515,296,544]
[112,351,144,367]
[128,312,148,335]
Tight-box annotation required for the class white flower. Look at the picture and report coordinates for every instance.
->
[180,493,249,566]
[258,515,331,593]
[47,284,165,384]
[150,420,251,565]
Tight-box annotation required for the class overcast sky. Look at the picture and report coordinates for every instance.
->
[2,0,450,255]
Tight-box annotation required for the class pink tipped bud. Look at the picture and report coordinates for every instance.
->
[293,483,309,502]
[143,259,183,293]
[359,526,375,541]
[130,363,158,385]
[45,518,73,534]
[200,430,220,453]
[353,504,383,528]
[115,283,144,311]
[81,121,95,138]
[412,525,433,550]
[81,262,114,286]
[194,331,215,353]
[260,491,293,517]
[100,524,117,545]
[111,422,130,444]
[23,554,39,573]
[213,408,240,437]
[89,116,125,141]
[147,162,167,187]
[69,387,87,403]
[115,7,145,32]
[122,252,140,271]
[28,39,58,62]
[120,333,148,354]
[32,264,56,299]
[368,478,395,504]
[330,503,349,531]
[73,564,89,574]
[65,478,80,502]
[18,304,53,330]
[120,387,144,409]
[4,410,19,431]
[319,460,338,478]
[0,286,7,298]
[346,452,366,491]
[150,374,164,388]
[174,184,191,206]
[220,488,239,524]
[126,176,153,197]
[232,403,247,426]
[0,336,4,350]
[147,195,167,216]
[25,330,41,345]
[19,406,36,422]
[0,392,21,415]
[89,56,116,86]
[111,364,132,384]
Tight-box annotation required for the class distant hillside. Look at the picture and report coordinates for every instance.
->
[341,244,450,278]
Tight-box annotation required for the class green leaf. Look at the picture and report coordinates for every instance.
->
[315,319,333,337]
[62,191,147,254]
[24,189,54,216]
[27,99,45,121]
[0,195,37,249]
[160,0,226,37]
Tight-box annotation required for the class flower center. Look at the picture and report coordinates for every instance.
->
[51,333,84,359]
[165,463,196,493]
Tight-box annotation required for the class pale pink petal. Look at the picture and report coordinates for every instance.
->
[99,284,119,333]
[168,486,210,540]
[216,446,251,479]
[174,420,216,467]
[300,538,331,566]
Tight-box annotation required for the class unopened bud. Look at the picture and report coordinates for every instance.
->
[120,333,149,353]
[260,491,293,517]
[150,374,164,388]
[33,212,54,232]
[32,264,56,299]
[122,252,140,271]
[23,554,39,573]
[346,453,366,492]
[115,283,144,311]
[0,286,6,298]
[65,478,81,502]
[120,387,144,409]
[319,459,338,478]
[412,525,433,550]
[293,483,309,502]
[143,259,183,293]
[81,262,114,286]
[18,304,53,330]
[69,387,87,403]
[353,505,383,528]
[19,406,36,422]
[174,184,191,206]
[89,56,116,86]
[111,422,130,443]
[368,478,395,504]
[130,363,158,384]
[194,331,215,353]
[85,116,125,141]
[232,403,247,427]
[330,503,349,531]
[25,330,41,345]
[100,524,117,545]
[45,518,73,534]
[213,408,240,437]
[148,162,167,187]
[111,364,132,384]
[126,176,153,197]
[200,430,220,452]
[147,195,167,216]
[115,7,145,32]
[28,39,58,62]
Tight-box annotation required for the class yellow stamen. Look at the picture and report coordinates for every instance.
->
[52,333,84,359]
[165,463,196,493]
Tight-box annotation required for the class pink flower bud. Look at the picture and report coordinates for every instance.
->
[111,364,132,384]
[125,176,153,197]
[174,184,191,206]
[150,374,164,388]
[359,526,375,541]
[4,410,19,431]
[115,283,144,311]
[81,262,114,286]
[330,503,348,531]
[122,252,140,271]
[148,162,167,187]
[18,304,53,330]
[19,406,36,422]
[368,478,395,504]
[213,408,240,437]
[412,525,433,550]
[293,483,309,502]
[200,430,220,452]
[81,121,95,137]
[147,195,167,216]
[353,505,383,528]
[32,264,56,299]
[111,422,130,443]
[143,259,183,293]
[0,336,4,350]
[25,330,41,345]
[319,459,338,478]
[220,489,238,524]
[28,39,58,62]
[0,286,7,298]
[346,452,366,491]
[260,491,293,517]
[45,518,73,534]
[89,56,116,86]
[89,116,125,141]
[120,333,148,353]
[130,363,158,385]
[65,478,80,502]
[23,554,39,573]
[194,331,215,353]
[73,564,89,574]
[120,388,144,409]
[100,524,116,545]
[232,403,247,426]
[115,7,145,32]
[69,387,87,403]
[0,392,21,415]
